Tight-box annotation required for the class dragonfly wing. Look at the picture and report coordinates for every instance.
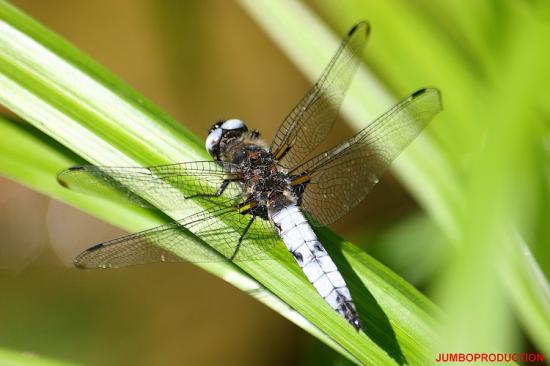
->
[292,88,442,226]
[270,22,370,170]
[57,161,243,210]
[74,206,280,269]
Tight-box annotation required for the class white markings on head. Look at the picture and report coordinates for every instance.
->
[205,127,222,156]
[221,119,246,130]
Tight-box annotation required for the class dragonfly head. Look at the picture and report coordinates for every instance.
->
[206,119,248,160]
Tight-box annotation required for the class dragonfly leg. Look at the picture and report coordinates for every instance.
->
[229,215,256,260]
[187,180,230,199]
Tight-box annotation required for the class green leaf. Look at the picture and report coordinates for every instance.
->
[0,1,439,365]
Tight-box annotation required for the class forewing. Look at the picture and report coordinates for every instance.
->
[74,206,280,268]
[270,22,370,170]
[293,88,442,226]
[57,161,242,210]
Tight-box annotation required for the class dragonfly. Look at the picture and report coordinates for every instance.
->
[57,21,442,331]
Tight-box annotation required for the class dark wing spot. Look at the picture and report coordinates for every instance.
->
[86,243,105,252]
[411,88,427,98]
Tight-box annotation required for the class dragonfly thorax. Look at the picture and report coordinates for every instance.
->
[239,147,296,218]
[207,119,296,217]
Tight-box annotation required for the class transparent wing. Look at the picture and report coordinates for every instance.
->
[74,206,280,269]
[270,21,370,170]
[291,88,442,226]
[57,161,243,210]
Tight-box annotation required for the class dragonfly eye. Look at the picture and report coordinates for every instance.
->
[206,119,248,160]
[205,127,223,157]
[221,118,247,131]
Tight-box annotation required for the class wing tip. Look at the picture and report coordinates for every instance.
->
[348,21,371,37]
[73,243,104,269]
[411,87,443,111]
[57,166,85,188]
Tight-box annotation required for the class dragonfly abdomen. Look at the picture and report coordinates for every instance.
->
[270,205,361,330]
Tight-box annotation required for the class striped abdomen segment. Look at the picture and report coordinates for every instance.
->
[270,205,361,330]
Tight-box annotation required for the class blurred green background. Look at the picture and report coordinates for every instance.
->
[1,0,549,365]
